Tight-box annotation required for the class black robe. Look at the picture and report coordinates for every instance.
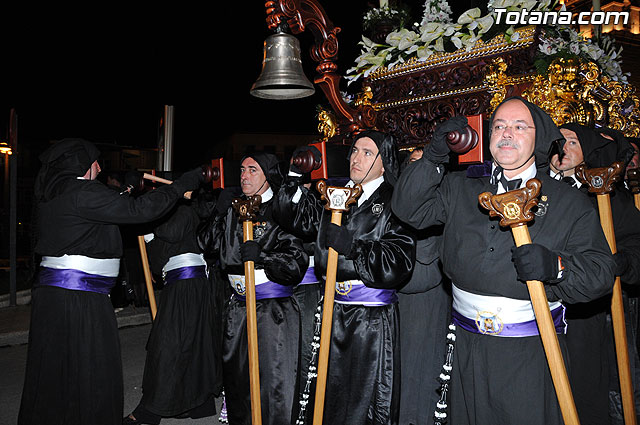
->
[134,203,223,419]
[19,178,186,425]
[198,193,309,425]
[391,158,615,425]
[274,177,416,425]
[397,228,451,425]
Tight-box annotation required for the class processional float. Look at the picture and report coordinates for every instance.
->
[257,1,640,424]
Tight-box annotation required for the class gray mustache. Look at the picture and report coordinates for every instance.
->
[497,140,518,149]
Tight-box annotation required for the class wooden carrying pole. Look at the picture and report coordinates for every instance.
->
[135,167,214,320]
[576,163,637,425]
[628,169,639,210]
[312,181,361,425]
[479,179,580,425]
[232,196,263,425]
[137,235,157,320]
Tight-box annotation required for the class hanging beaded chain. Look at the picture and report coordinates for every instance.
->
[295,298,324,425]
[434,323,456,425]
[218,390,228,423]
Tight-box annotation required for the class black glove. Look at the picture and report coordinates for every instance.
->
[325,223,354,257]
[173,166,206,195]
[425,115,469,164]
[614,252,630,277]
[215,188,239,217]
[290,145,322,174]
[240,240,262,263]
[511,243,562,283]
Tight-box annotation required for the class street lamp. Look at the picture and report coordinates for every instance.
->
[0,141,12,155]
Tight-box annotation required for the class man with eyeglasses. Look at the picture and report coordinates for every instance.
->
[391,96,615,425]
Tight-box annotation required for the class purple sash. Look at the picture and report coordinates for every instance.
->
[164,265,207,285]
[334,282,398,306]
[233,280,294,301]
[298,267,319,286]
[452,304,567,337]
[37,267,116,295]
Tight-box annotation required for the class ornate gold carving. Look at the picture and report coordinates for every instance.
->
[355,85,373,107]
[521,57,640,137]
[478,179,542,228]
[574,162,624,194]
[317,107,337,141]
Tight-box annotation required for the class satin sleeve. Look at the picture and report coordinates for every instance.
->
[272,177,324,240]
[261,227,310,286]
[350,214,416,290]
[391,157,449,230]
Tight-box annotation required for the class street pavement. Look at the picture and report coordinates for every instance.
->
[0,301,224,425]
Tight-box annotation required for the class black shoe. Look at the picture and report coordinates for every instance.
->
[122,416,140,425]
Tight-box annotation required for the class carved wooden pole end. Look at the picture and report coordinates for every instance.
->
[232,196,262,222]
[316,180,362,211]
[574,162,624,194]
[478,178,542,228]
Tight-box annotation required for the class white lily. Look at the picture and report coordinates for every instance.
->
[458,8,482,24]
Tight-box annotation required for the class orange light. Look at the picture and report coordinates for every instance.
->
[0,141,12,155]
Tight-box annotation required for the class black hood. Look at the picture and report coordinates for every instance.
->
[35,138,101,202]
[350,130,399,186]
[241,151,284,192]
[559,123,635,168]
[491,96,565,169]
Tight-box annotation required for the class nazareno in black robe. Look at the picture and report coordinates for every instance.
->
[557,123,640,424]
[132,201,223,420]
[273,176,416,425]
[391,141,615,424]
[20,139,191,425]
[198,189,309,425]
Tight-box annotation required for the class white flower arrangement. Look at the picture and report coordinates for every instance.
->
[346,0,628,85]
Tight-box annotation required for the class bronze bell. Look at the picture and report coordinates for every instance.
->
[250,32,315,100]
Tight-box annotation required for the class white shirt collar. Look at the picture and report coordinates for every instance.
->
[492,162,537,194]
[549,168,582,188]
[258,186,274,203]
[347,175,385,206]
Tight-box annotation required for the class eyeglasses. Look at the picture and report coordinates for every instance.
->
[492,123,535,134]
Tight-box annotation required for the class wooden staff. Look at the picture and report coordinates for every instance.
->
[232,195,263,425]
[135,167,212,319]
[479,179,580,425]
[137,235,157,320]
[628,168,639,210]
[575,162,637,425]
[312,180,361,425]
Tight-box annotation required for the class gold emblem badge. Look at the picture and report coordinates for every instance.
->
[475,311,504,335]
[335,281,352,295]
[502,202,521,220]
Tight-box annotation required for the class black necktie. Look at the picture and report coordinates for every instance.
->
[562,176,577,188]
[500,176,522,191]
[491,166,521,191]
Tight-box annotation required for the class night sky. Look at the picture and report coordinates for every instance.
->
[0,1,480,172]
[0,1,372,171]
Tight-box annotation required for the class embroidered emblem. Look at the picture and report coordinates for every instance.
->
[253,221,267,238]
[335,281,352,295]
[371,203,384,216]
[231,276,246,296]
[475,310,504,335]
